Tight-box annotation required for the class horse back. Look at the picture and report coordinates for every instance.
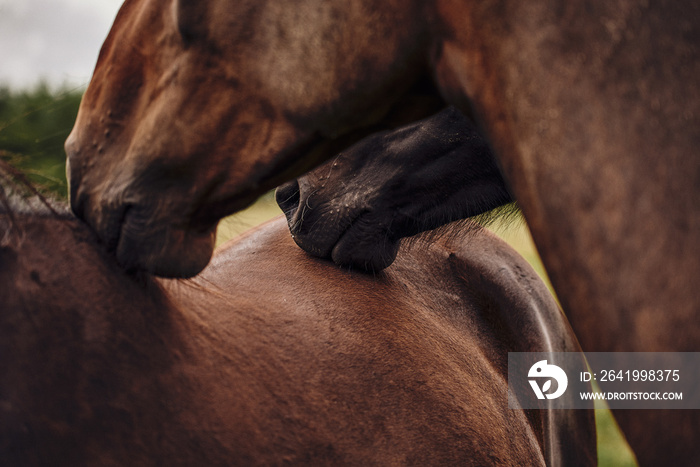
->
[180,217,596,466]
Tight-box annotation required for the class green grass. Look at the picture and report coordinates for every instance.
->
[216,191,282,247]
[594,399,638,466]
[217,197,639,467]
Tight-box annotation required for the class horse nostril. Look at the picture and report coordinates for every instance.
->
[275,180,301,223]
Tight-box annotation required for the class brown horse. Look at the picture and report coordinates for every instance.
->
[65,0,699,464]
[0,174,594,465]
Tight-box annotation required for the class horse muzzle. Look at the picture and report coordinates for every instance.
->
[276,179,400,272]
[114,206,217,278]
[69,179,216,278]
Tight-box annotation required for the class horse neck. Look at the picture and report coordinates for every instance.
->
[0,212,208,463]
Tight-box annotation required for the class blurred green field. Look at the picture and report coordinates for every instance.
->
[218,196,639,467]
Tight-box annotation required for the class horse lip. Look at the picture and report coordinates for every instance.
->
[70,189,130,256]
[69,191,86,223]
[292,207,368,259]
[113,205,217,277]
[329,210,367,252]
[111,203,133,253]
[329,209,399,272]
[112,204,163,272]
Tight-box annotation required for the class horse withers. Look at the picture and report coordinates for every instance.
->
[0,175,594,465]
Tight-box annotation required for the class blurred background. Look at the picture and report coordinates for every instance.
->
[0,0,122,89]
[0,0,122,192]
[0,1,636,464]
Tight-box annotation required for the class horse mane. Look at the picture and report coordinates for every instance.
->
[401,201,522,250]
[0,159,73,251]
[0,159,70,219]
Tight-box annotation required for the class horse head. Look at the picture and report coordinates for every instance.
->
[65,0,436,277]
[276,107,513,271]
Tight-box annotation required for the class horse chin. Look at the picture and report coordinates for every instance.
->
[330,227,400,273]
[279,188,400,273]
[115,221,217,279]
